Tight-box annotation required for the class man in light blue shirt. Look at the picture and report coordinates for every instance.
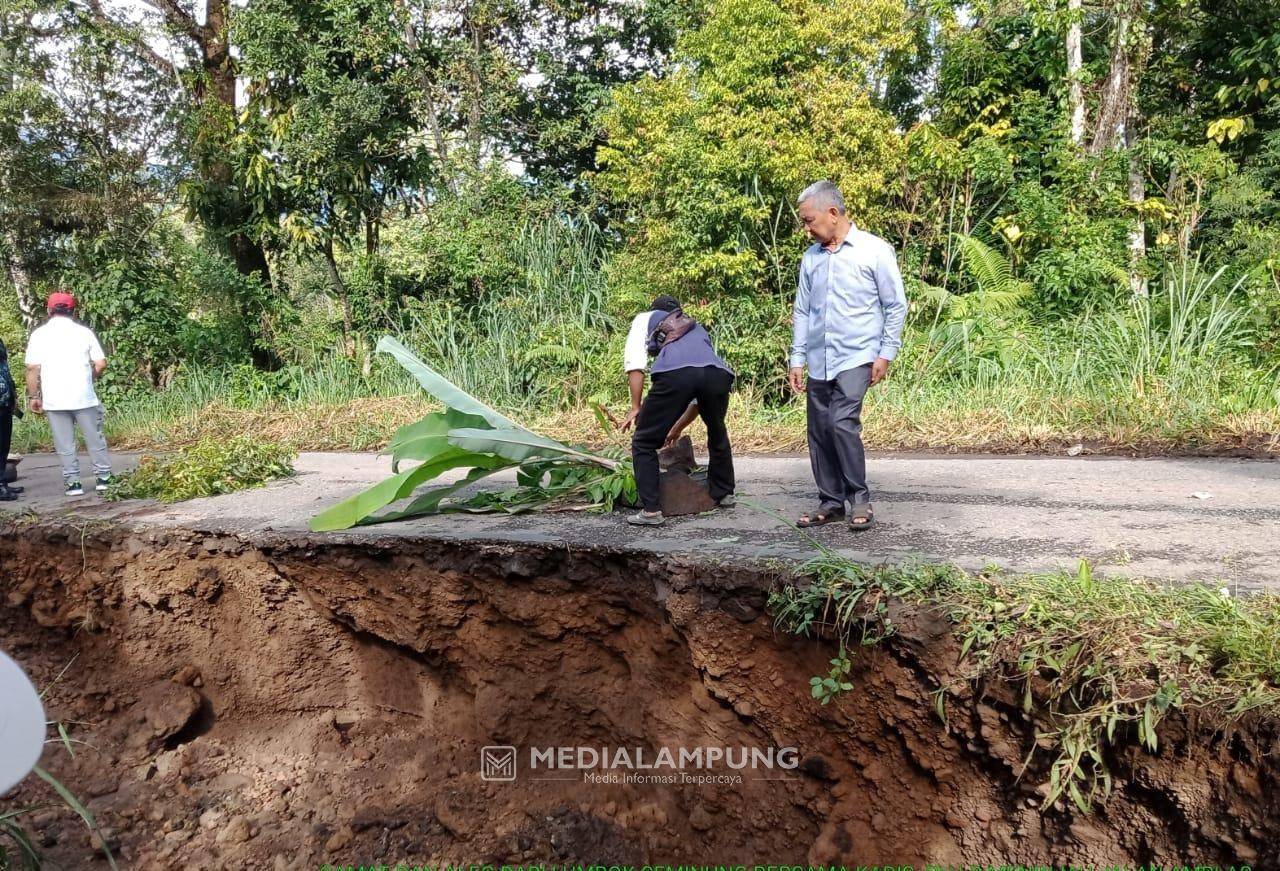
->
[788,181,907,530]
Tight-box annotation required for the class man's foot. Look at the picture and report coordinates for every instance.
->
[0,485,17,501]
[627,510,666,527]
[95,475,113,492]
[716,493,736,508]
[797,507,844,528]
[65,480,84,497]
[3,484,23,494]
[849,505,875,531]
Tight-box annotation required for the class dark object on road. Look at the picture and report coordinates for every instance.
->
[654,435,715,516]
[658,435,697,473]
[3,457,17,484]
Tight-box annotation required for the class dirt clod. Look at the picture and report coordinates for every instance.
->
[217,815,252,845]
[137,681,202,744]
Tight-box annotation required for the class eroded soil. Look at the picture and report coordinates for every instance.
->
[0,520,1276,868]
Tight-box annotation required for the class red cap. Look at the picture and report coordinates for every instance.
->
[46,292,75,312]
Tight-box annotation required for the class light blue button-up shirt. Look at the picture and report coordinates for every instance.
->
[789,226,909,381]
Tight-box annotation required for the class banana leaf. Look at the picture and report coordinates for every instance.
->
[446,427,619,469]
[377,337,529,433]
[311,337,625,531]
[310,448,506,532]
[386,408,491,471]
[363,463,513,522]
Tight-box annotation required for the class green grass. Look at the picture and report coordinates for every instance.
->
[104,436,296,503]
[769,553,1280,813]
[8,257,1277,458]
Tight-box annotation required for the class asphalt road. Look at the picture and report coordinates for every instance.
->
[4,449,1278,589]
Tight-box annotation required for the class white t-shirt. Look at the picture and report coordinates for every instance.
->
[24,317,106,411]
[623,311,658,373]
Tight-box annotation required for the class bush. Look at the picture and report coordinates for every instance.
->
[70,221,265,384]
[106,436,296,503]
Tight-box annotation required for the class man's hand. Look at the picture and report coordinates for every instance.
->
[788,367,806,394]
[620,408,640,432]
[29,398,42,414]
[870,357,891,386]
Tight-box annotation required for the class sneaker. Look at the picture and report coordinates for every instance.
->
[66,480,84,497]
[717,493,737,508]
[0,485,16,501]
[627,510,666,527]
[95,475,113,492]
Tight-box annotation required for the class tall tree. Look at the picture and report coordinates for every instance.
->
[76,0,274,289]
[1,0,172,323]
[231,0,431,352]
[598,0,909,299]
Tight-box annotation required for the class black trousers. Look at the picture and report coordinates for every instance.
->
[807,363,873,512]
[632,366,735,511]
[0,408,11,479]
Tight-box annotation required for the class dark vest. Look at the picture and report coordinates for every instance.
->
[646,310,733,376]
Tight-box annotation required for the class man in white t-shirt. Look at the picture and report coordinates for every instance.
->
[24,292,113,496]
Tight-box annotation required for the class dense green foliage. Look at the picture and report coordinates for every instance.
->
[0,0,1276,449]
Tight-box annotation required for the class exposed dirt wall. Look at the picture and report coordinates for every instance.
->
[0,521,1275,868]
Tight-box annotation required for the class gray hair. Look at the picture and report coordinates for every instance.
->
[796,180,846,214]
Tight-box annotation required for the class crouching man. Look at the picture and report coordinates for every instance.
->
[620,295,735,526]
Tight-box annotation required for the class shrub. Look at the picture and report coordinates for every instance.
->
[106,436,296,503]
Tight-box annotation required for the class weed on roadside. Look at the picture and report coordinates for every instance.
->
[105,436,296,504]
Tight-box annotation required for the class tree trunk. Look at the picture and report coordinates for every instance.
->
[1066,0,1085,146]
[323,238,355,357]
[1126,119,1148,296]
[1089,6,1132,155]
[3,230,40,329]
[397,0,455,191]
[463,2,487,161]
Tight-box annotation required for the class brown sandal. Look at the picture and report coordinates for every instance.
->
[797,507,845,528]
[849,506,875,531]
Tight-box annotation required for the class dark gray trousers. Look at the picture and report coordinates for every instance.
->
[806,363,872,513]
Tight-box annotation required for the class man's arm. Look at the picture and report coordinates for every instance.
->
[663,401,700,447]
[622,369,644,431]
[25,365,41,413]
[788,253,811,394]
[89,332,107,378]
[620,313,651,431]
[871,242,908,385]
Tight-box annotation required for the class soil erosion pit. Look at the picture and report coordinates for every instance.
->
[0,520,1276,867]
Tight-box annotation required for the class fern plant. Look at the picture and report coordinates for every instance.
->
[949,233,1034,321]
